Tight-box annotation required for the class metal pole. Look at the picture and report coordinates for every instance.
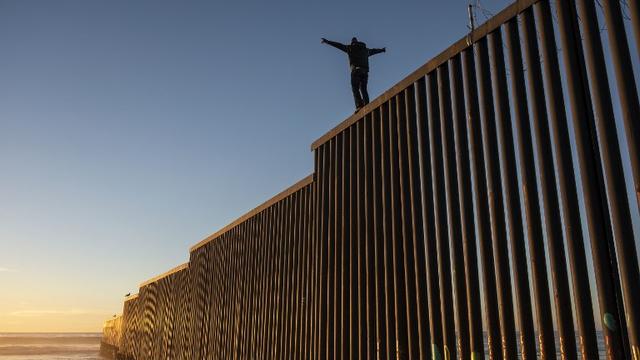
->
[535,1,601,358]
[428,71,455,360]
[299,188,308,357]
[340,125,350,360]
[405,83,431,360]
[281,196,293,359]
[372,107,389,359]
[291,191,304,357]
[580,0,640,356]
[554,0,627,358]
[316,148,324,360]
[434,66,457,360]
[416,75,443,359]
[387,96,408,359]
[601,0,640,213]
[451,53,484,359]
[327,137,337,360]
[462,45,502,360]
[305,183,316,359]
[362,113,377,359]
[476,36,518,359]
[349,125,358,360]
[440,59,470,360]
[356,120,368,359]
[523,8,577,359]
[299,187,311,358]
[396,89,421,359]
[381,102,396,358]
[336,132,345,360]
[507,10,556,359]
[488,29,537,360]
[211,242,219,358]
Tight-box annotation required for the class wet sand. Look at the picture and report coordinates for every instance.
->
[0,333,105,360]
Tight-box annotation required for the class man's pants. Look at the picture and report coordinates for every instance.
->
[351,68,369,108]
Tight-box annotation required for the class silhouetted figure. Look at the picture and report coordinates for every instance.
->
[321,37,386,110]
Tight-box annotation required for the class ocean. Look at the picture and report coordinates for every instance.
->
[0,333,105,360]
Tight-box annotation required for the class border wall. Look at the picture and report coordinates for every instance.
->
[103,0,640,358]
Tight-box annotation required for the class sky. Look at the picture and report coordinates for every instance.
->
[0,0,638,333]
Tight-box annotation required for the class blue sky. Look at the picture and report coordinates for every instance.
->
[1,0,638,332]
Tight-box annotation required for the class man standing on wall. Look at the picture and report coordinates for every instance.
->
[321,37,386,111]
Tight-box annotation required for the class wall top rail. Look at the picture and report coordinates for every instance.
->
[189,173,315,253]
[124,293,138,302]
[103,316,121,327]
[310,0,540,151]
[139,262,189,288]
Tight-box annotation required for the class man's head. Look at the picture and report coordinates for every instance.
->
[351,37,358,44]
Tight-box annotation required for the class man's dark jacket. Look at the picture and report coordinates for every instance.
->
[324,40,385,71]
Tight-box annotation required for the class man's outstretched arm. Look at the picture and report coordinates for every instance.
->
[368,47,386,56]
[321,38,348,52]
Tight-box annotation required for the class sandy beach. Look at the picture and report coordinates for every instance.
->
[0,333,105,360]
